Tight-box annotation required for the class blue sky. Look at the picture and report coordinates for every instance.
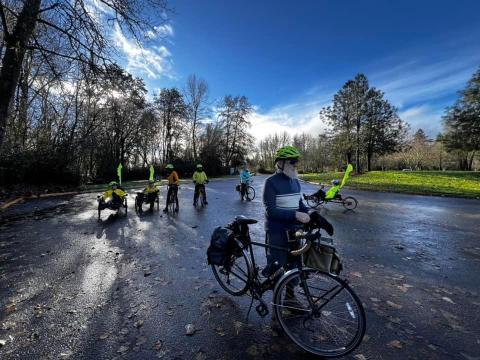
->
[113,0,480,140]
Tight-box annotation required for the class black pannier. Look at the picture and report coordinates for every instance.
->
[207,226,236,265]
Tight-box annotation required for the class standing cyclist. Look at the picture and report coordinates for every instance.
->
[239,163,252,201]
[164,164,180,212]
[262,146,333,307]
[193,164,209,206]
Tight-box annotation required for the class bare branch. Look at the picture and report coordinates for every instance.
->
[0,1,9,37]
[37,2,60,14]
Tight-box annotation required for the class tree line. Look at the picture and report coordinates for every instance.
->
[255,71,479,173]
[0,0,254,188]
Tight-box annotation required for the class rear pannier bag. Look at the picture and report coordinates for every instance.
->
[303,241,343,275]
[207,227,235,265]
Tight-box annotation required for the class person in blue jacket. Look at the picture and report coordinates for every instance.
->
[263,146,310,278]
[262,145,333,309]
[239,163,252,201]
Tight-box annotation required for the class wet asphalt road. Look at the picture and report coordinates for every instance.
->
[0,175,479,360]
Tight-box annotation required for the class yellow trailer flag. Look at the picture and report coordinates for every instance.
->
[117,163,123,185]
[149,165,155,181]
[340,164,353,188]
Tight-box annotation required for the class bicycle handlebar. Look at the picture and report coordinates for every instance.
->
[288,225,325,256]
[290,239,312,256]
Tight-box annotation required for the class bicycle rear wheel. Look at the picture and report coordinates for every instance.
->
[246,186,255,200]
[273,269,366,358]
[211,251,251,296]
[342,196,358,210]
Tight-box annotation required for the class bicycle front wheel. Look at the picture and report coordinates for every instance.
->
[342,196,358,210]
[273,269,366,358]
[246,186,255,200]
[211,251,251,296]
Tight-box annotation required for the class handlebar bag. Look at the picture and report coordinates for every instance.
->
[303,241,342,275]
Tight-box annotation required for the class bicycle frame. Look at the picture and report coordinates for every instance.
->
[239,232,349,317]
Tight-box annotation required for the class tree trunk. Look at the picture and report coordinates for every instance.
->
[367,152,372,172]
[346,152,352,165]
[355,127,361,173]
[0,0,42,148]
[468,151,475,171]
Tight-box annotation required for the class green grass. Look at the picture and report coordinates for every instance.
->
[301,171,480,198]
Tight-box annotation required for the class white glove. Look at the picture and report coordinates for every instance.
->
[295,212,310,224]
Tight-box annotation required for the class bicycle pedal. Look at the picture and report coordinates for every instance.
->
[255,303,269,317]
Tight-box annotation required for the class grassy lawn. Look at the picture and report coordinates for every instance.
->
[301,171,480,198]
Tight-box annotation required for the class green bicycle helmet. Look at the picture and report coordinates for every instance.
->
[275,146,301,162]
[196,164,203,169]
[109,181,118,187]
[165,164,174,170]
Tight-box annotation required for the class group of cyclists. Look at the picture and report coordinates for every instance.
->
[98,163,217,214]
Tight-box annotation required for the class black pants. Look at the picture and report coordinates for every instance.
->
[264,230,300,290]
[313,189,326,200]
[138,192,157,210]
[99,193,123,210]
[240,183,247,199]
[166,185,179,208]
[194,184,207,203]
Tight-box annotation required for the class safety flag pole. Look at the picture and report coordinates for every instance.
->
[340,164,353,188]
[149,165,155,182]
[117,163,123,185]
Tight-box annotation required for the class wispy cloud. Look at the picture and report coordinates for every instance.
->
[113,23,174,79]
[146,24,174,40]
[370,54,479,107]
[398,105,444,137]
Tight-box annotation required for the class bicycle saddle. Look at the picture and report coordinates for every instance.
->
[235,215,258,225]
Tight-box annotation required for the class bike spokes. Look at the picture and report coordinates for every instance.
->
[274,269,365,357]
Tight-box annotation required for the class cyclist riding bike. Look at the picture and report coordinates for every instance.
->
[239,163,252,201]
[99,181,126,210]
[163,163,179,213]
[138,180,159,212]
[310,179,340,201]
[262,146,333,308]
[193,164,209,206]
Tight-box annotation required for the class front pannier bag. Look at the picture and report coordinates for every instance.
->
[303,241,343,275]
[207,227,235,265]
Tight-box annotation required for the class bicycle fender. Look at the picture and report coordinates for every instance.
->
[272,268,300,296]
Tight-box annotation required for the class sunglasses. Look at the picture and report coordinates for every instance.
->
[288,159,299,165]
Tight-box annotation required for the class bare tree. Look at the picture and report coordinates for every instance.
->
[0,0,169,148]
[218,95,253,167]
[184,74,209,161]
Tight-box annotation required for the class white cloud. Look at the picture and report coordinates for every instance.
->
[248,100,330,142]
[113,23,174,79]
[399,105,444,137]
[146,24,174,40]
